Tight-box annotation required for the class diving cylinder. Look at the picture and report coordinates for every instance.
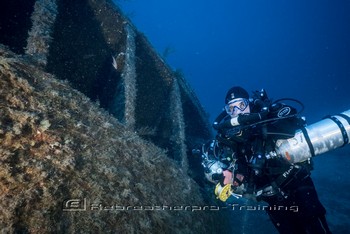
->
[274,109,350,163]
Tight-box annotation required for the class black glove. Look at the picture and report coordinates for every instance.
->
[237,109,269,125]
[212,121,220,130]
[212,173,225,186]
[213,108,269,130]
[213,120,233,130]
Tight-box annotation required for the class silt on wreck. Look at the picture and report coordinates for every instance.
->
[0,0,232,232]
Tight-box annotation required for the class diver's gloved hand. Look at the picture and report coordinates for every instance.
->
[215,170,247,202]
[212,119,234,130]
[211,173,225,185]
[211,170,233,186]
[212,121,220,130]
[237,109,269,125]
[222,170,233,185]
[213,109,269,130]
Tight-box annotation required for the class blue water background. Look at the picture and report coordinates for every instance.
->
[117,0,350,233]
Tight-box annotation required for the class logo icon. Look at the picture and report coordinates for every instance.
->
[278,107,291,117]
[62,199,87,211]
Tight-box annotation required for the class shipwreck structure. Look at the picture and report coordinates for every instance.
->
[0,0,223,232]
[0,0,212,169]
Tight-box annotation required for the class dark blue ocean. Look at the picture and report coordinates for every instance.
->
[117,0,350,233]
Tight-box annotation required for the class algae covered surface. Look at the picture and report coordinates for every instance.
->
[0,46,229,233]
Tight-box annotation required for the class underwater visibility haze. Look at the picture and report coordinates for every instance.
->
[118,0,350,233]
[118,0,350,122]
[0,0,350,232]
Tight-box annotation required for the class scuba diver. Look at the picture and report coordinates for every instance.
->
[201,86,332,234]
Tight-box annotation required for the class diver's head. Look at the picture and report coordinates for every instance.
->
[225,86,250,117]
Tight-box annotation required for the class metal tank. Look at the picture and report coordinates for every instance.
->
[274,109,350,163]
